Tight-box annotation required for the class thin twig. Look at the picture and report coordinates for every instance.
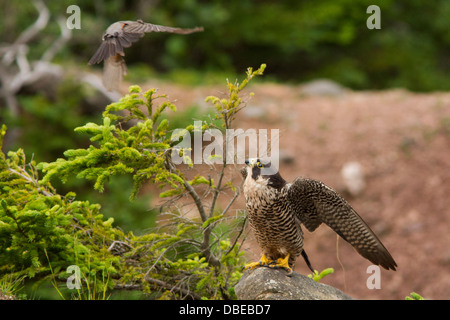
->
[220,188,240,217]
[1,0,49,66]
[225,214,248,257]
[41,16,71,62]
[144,276,202,300]
[8,167,53,197]
[166,160,208,222]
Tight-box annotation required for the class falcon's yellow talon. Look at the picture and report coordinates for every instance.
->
[268,254,293,274]
[276,254,290,268]
[244,254,272,270]
[244,254,293,275]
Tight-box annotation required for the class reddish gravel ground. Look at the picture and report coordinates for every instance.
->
[143,79,450,300]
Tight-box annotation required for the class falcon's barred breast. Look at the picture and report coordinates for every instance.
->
[241,158,397,274]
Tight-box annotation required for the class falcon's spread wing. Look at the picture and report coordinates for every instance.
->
[287,178,397,270]
[88,29,141,65]
[124,20,204,35]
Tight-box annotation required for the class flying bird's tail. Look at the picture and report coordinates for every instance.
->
[102,54,127,91]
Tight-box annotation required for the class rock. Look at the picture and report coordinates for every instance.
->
[299,79,347,96]
[243,105,267,119]
[279,149,295,164]
[235,267,352,300]
[341,161,366,196]
[0,291,15,300]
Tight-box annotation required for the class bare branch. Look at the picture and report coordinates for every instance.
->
[8,167,53,197]
[2,0,49,66]
[0,0,70,117]
[220,187,241,217]
[208,162,226,218]
[41,17,71,62]
[114,283,142,290]
[166,160,208,222]
[225,213,248,257]
[81,73,122,102]
[164,160,222,267]
[144,276,202,300]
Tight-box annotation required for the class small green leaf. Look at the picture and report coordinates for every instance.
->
[129,85,142,93]
[405,292,425,300]
[159,188,183,198]
[202,215,223,229]
[308,268,334,282]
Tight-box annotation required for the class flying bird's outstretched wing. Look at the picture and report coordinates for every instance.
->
[287,178,397,271]
[124,20,204,35]
[88,20,204,91]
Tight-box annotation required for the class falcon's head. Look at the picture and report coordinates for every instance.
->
[241,158,286,191]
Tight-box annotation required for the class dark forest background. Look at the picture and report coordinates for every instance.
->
[3,0,450,91]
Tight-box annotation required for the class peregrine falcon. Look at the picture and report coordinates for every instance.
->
[241,158,397,274]
[88,20,204,91]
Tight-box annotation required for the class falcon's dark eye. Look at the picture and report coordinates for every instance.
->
[257,162,264,168]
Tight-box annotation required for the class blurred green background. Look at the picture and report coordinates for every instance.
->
[2,0,450,239]
[3,0,450,91]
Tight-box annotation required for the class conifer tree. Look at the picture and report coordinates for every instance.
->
[0,65,266,299]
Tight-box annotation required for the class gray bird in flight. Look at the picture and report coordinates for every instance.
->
[89,19,204,91]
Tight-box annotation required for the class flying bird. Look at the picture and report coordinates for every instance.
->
[88,19,204,91]
[241,158,397,275]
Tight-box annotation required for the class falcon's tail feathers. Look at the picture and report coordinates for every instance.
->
[301,250,315,273]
